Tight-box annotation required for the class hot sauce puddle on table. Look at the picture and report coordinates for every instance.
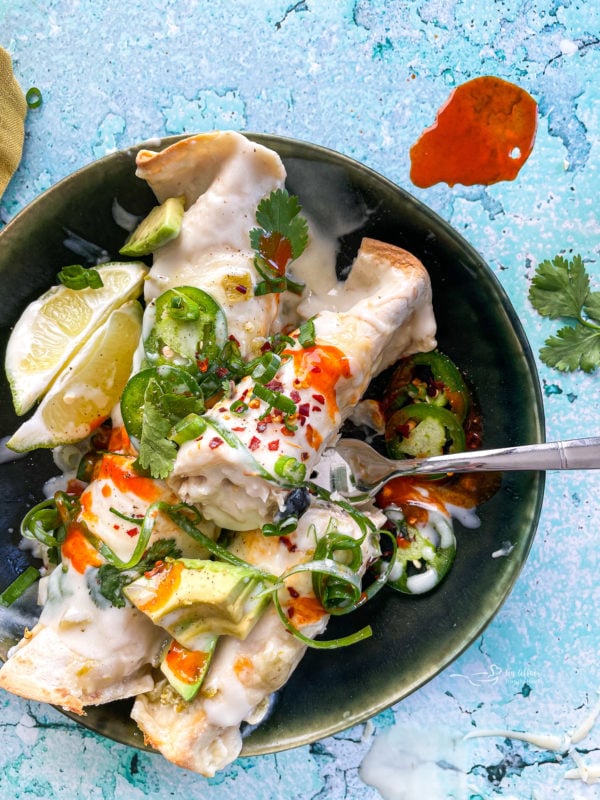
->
[0,130,500,776]
[410,76,538,188]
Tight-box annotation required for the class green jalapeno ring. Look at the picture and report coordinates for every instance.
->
[385,403,466,460]
[386,350,470,422]
[382,508,457,595]
[144,286,228,372]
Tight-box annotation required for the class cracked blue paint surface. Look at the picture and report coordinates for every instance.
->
[1,0,599,797]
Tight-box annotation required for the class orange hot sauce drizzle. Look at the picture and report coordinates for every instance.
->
[410,76,537,188]
[61,524,103,574]
[286,344,352,420]
[93,453,163,503]
[165,641,210,684]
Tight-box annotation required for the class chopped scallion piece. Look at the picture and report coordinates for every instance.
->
[252,382,297,414]
[0,566,40,607]
[57,264,104,290]
[251,352,281,384]
[26,87,43,109]
[230,399,248,416]
[298,318,316,348]
[274,455,306,484]
[168,413,207,445]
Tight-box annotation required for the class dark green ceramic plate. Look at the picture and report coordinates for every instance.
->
[0,134,544,757]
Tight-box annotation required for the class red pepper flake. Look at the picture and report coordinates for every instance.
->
[261,341,272,353]
[298,402,310,417]
[232,426,245,432]
[228,334,241,345]
[312,393,325,404]
[126,527,139,537]
[267,439,279,451]
[209,437,223,449]
[216,367,229,378]
[299,416,307,427]
[281,426,295,437]
[265,379,284,393]
[240,388,249,401]
[287,607,295,619]
[301,451,310,461]
[288,586,300,598]
[218,407,227,413]
[280,536,298,552]
[235,285,248,295]
[113,524,120,530]
[66,478,87,496]
[256,420,268,433]
[290,390,301,403]
[197,358,209,373]
[312,405,322,413]
[310,366,322,374]
[144,560,167,579]
[249,436,261,451]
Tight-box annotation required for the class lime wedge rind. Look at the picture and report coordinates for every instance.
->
[7,300,143,452]
[5,261,147,415]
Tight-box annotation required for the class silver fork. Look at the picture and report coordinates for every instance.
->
[322,436,600,500]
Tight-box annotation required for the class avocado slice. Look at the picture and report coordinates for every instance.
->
[160,635,217,701]
[119,195,185,257]
[123,558,270,649]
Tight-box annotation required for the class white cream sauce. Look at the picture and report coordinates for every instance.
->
[360,725,468,799]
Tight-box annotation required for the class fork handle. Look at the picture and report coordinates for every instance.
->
[392,437,600,477]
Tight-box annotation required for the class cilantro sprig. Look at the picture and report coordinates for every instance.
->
[529,254,600,373]
[250,189,309,296]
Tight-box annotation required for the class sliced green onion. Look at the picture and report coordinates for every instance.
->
[252,382,297,414]
[57,264,104,290]
[20,498,64,548]
[298,318,316,348]
[285,276,305,295]
[168,413,207,445]
[230,399,248,416]
[166,291,200,321]
[262,515,298,536]
[109,507,143,526]
[165,504,277,583]
[251,352,281,384]
[271,559,372,649]
[0,566,40,607]
[26,87,43,109]
[83,501,161,570]
[274,455,306,484]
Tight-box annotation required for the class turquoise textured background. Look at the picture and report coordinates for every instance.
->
[1,1,599,798]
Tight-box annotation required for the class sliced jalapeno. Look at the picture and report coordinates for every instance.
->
[121,365,203,441]
[144,286,228,372]
[384,506,456,595]
[386,350,470,422]
[385,403,466,459]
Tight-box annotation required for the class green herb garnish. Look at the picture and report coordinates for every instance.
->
[57,264,104,290]
[0,566,40,607]
[250,189,308,296]
[529,254,600,373]
[96,538,182,608]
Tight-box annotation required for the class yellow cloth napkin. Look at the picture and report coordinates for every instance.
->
[0,47,26,198]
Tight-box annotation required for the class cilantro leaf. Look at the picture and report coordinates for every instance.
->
[253,189,309,259]
[96,538,182,607]
[528,254,589,319]
[583,290,600,324]
[135,377,178,479]
[540,324,600,373]
[530,253,600,374]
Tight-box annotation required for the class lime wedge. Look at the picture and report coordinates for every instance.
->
[7,301,143,452]
[5,261,147,415]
